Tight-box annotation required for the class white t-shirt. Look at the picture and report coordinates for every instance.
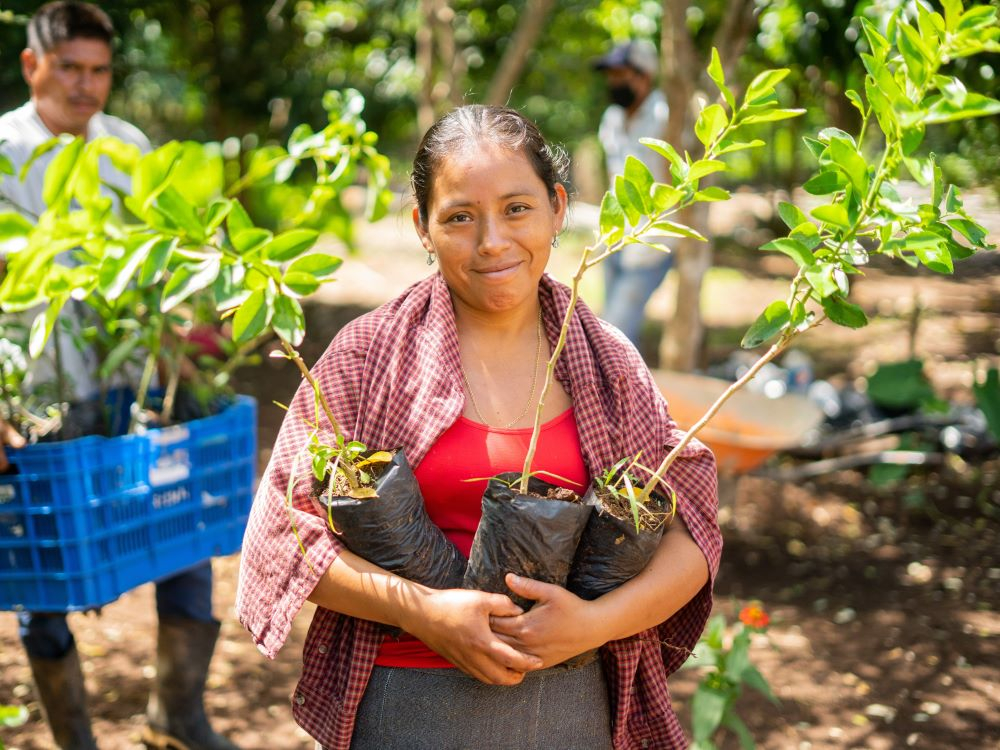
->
[598,89,672,269]
[0,101,151,402]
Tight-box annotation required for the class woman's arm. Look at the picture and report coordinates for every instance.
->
[490,515,709,668]
[307,548,544,684]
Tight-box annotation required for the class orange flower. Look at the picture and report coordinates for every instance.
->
[739,603,770,629]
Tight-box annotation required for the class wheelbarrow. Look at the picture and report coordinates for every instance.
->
[651,370,825,475]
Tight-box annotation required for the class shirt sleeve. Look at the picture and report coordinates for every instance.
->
[236,338,367,659]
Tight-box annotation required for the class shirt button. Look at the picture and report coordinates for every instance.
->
[317,645,328,654]
[295,693,306,706]
[641,741,649,748]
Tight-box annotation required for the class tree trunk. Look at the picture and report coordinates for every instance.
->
[416,0,436,134]
[658,0,757,372]
[485,0,557,106]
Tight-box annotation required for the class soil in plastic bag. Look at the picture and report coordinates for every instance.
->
[464,472,591,610]
[312,449,466,590]
[567,487,668,601]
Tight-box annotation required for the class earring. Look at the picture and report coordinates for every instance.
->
[551,234,560,248]
[426,251,436,266]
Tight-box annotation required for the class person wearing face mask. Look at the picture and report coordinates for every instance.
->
[593,39,672,351]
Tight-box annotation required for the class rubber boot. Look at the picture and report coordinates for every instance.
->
[26,644,99,750]
[142,617,241,750]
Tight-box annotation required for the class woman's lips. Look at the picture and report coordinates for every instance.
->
[475,261,522,281]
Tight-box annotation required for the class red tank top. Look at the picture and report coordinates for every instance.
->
[374,408,588,668]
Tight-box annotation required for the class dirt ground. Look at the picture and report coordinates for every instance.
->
[1,194,998,749]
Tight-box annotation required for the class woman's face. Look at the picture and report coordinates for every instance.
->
[414,143,567,318]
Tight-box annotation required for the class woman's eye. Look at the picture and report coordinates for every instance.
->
[445,213,471,223]
[509,204,529,214]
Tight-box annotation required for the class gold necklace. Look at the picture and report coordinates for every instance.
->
[460,311,544,429]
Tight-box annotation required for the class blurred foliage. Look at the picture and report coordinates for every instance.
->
[0,0,997,193]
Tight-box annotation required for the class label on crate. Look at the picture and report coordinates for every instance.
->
[0,484,15,505]
[149,425,193,487]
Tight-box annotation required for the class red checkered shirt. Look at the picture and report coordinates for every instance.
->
[237,273,721,749]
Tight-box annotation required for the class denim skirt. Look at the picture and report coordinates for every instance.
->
[343,653,613,750]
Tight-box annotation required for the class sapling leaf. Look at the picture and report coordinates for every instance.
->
[599,192,626,237]
[691,683,728,743]
[821,295,868,328]
[707,48,735,111]
[232,289,270,343]
[694,104,728,148]
[639,137,683,174]
[651,184,683,213]
[802,170,844,196]
[19,134,71,181]
[649,221,707,241]
[694,187,730,202]
[777,202,809,230]
[811,203,851,229]
[737,108,805,125]
[227,200,254,237]
[805,263,840,298]
[138,237,177,288]
[264,229,320,263]
[42,137,84,210]
[232,228,272,256]
[624,157,655,205]
[744,68,790,106]
[28,295,67,359]
[271,294,305,347]
[615,175,644,226]
[715,139,765,155]
[160,257,221,312]
[741,301,790,349]
[759,238,816,268]
[688,160,726,181]
[0,212,34,256]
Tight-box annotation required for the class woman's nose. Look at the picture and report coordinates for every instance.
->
[478,214,510,253]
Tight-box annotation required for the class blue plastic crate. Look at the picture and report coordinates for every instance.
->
[0,396,257,612]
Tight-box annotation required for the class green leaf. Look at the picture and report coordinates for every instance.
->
[744,68,790,105]
[867,360,935,412]
[715,139,765,155]
[153,186,206,240]
[721,712,755,750]
[738,108,805,125]
[639,138,683,174]
[19,135,70,181]
[958,4,997,31]
[941,0,962,31]
[742,665,779,704]
[615,175,643,226]
[688,160,726,181]
[973,368,1000,441]
[810,203,851,228]
[695,104,728,148]
[204,198,233,232]
[760,238,816,267]
[100,235,156,299]
[906,231,953,273]
[98,335,141,379]
[232,228,273,256]
[281,272,320,297]
[227,200,254,237]
[599,192,625,237]
[924,93,1000,124]
[741,301,790,348]
[790,221,822,250]
[805,263,840,297]
[0,150,14,176]
[232,289,270,343]
[264,229,320,263]
[827,137,868,194]
[623,156,655,212]
[28,296,67,359]
[897,22,932,86]
[777,202,809,230]
[694,187,730,202]
[160,257,221,312]
[845,89,866,119]
[271,294,306,346]
[946,218,989,248]
[651,184,683,213]
[944,185,963,213]
[286,253,343,280]
[213,261,251,311]
[0,212,34,256]
[802,170,845,196]
[138,237,176,288]
[691,683,729,742]
[821,294,868,328]
[707,47,735,111]
[133,141,183,208]
[648,221,706,241]
[42,137,84,209]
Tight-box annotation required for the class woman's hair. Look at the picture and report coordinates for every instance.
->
[411,105,570,225]
[28,1,114,54]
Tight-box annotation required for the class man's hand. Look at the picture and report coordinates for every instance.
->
[490,573,609,670]
[0,416,26,472]
[400,587,544,686]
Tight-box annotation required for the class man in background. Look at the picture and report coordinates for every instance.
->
[0,3,240,749]
[594,39,672,350]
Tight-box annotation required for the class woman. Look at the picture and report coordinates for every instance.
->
[237,105,720,750]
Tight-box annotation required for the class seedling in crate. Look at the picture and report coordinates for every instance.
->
[591,454,676,533]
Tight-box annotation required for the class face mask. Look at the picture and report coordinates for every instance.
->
[608,84,637,109]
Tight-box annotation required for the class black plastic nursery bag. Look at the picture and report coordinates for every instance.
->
[314,449,466,590]
[567,486,667,601]
[464,472,591,611]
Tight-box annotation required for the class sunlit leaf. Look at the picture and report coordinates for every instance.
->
[741,301,790,348]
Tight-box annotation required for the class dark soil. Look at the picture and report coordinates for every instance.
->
[595,485,670,531]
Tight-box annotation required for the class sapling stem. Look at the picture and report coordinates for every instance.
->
[279,337,361,489]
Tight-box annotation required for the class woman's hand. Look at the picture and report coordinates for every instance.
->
[0,416,26,472]
[489,574,609,669]
[400,587,544,686]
